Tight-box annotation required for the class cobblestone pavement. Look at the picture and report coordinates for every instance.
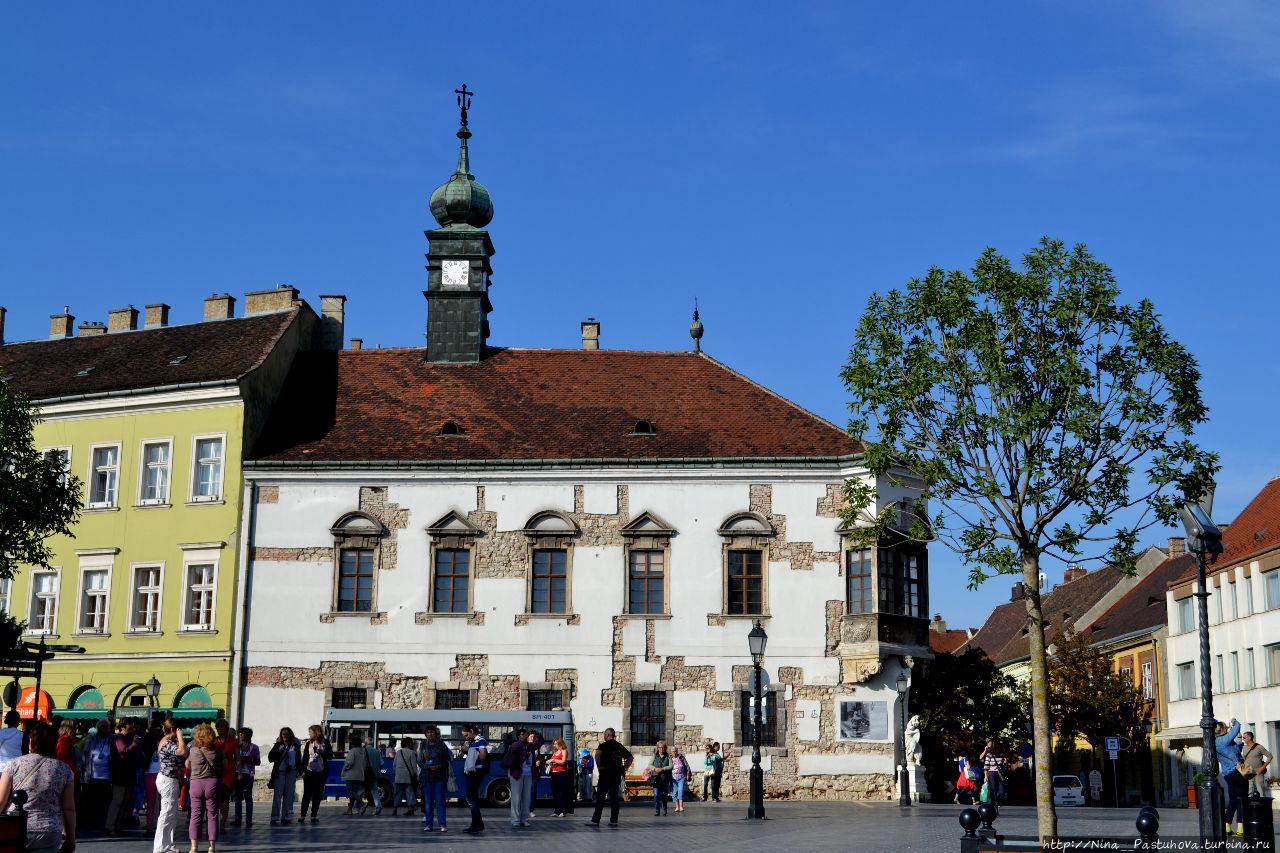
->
[74,800,1216,852]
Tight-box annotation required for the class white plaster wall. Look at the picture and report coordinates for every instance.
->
[242,466,919,783]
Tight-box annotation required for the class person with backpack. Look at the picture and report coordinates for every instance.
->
[670,746,692,812]
[417,726,452,832]
[503,729,542,827]
[460,724,489,834]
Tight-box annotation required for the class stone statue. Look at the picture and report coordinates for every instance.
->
[904,715,923,766]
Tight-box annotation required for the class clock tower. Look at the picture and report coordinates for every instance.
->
[424,84,495,364]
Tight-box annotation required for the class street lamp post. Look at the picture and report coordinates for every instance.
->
[1179,487,1225,845]
[145,675,161,710]
[747,621,768,820]
[896,671,911,807]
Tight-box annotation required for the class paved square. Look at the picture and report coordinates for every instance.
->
[72,800,1216,852]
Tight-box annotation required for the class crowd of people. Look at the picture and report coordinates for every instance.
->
[0,710,735,852]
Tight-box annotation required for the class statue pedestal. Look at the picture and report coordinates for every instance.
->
[909,765,928,803]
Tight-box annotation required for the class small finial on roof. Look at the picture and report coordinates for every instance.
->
[690,298,704,353]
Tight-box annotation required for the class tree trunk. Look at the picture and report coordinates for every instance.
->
[1022,550,1059,842]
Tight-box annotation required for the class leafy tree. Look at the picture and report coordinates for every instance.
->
[840,238,1215,840]
[1047,625,1143,754]
[0,371,81,581]
[910,649,1026,797]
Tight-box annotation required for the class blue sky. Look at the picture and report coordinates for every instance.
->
[3,2,1278,628]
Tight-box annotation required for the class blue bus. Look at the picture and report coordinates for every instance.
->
[322,708,575,808]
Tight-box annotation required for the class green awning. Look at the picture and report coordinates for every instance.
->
[56,706,218,721]
[59,709,108,720]
[71,687,106,712]
[176,686,215,711]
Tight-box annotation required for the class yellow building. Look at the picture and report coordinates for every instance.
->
[0,289,335,721]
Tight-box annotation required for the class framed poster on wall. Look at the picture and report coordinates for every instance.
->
[837,699,890,742]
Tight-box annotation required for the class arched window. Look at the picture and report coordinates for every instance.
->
[329,511,387,614]
[718,512,774,617]
[522,512,580,615]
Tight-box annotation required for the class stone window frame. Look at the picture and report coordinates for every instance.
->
[621,511,677,618]
[424,681,480,709]
[425,511,484,617]
[522,511,580,617]
[325,680,376,710]
[328,511,388,617]
[521,680,575,711]
[838,525,929,620]
[717,512,774,618]
[731,684,789,757]
[621,683,676,750]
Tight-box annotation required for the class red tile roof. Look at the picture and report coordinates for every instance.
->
[929,628,972,655]
[0,311,302,401]
[1174,476,1280,584]
[251,348,860,464]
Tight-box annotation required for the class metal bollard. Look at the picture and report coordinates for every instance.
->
[1242,795,1275,853]
[1135,805,1159,844]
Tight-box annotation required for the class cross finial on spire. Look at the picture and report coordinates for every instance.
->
[455,83,474,129]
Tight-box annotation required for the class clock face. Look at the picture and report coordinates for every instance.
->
[441,260,470,287]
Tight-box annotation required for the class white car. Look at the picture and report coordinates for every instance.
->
[1052,775,1085,807]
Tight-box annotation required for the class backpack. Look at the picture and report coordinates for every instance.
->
[499,743,521,771]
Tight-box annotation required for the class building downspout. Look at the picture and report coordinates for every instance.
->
[229,480,256,727]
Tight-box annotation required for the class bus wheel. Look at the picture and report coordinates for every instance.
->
[487,779,511,808]
[377,780,395,808]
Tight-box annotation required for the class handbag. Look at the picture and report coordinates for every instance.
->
[446,759,458,794]
[979,781,991,804]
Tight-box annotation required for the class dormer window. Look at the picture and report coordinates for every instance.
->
[630,420,656,436]
[169,355,188,365]
[76,367,95,376]
[440,421,464,436]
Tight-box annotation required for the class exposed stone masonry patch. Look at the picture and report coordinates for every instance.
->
[749,484,839,571]
[256,485,279,504]
[251,546,332,562]
[359,486,409,571]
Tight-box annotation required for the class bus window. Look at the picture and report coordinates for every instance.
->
[327,723,371,756]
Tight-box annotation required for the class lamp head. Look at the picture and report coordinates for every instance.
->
[747,620,768,662]
[896,671,909,696]
[1178,499,1223,557]
[145,675,161,700]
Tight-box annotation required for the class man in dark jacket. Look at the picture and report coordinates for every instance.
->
[585,728,633,828]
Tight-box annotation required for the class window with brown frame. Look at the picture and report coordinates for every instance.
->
[432,548,470,613]
[727,549,764,615]
[531,548,568,614]
[337,548,375,612]
[877,543,927,618]
[628,550,665,615]
[846,548,873,614]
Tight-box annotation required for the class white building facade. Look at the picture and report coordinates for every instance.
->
[237,463,929,800]
[1162,477,1280,802]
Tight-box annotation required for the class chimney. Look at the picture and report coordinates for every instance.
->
[1011,581,1025,602]
[144,303,170,328]
[78,321,107,337]
[0,306,6,345]
[1063,565,1088,584]
[107,305,139,333]
[244,284,300,315]
[1167,537,1185,557]
[349,338,363,351]
[581,318,600,350]
[319,295,347,351]
[49,308,74,339]
[930,614,947,633]
[204,294,235,321]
